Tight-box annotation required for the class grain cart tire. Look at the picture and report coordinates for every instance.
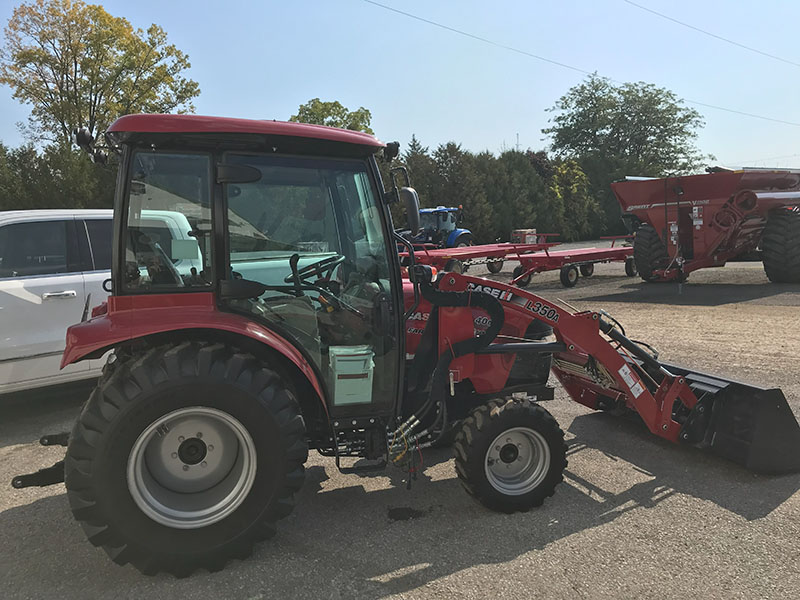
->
[625,257,638,277]
[64,342,308,577]
[762,210,800,283]
[579,263,594,277]
[633,224,669,282]
[453,398,566,513]
[512,265,532,287]
[486,259,504,274]
[560,265,579,287]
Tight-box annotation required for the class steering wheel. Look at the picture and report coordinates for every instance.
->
[284,254,346,284]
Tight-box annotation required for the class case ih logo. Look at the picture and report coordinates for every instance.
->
[407,311,430,321]
[466,282,515,302]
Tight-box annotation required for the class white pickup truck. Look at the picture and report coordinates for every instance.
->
[0,209,200,396]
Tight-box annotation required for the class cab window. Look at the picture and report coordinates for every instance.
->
[122,152,213,291]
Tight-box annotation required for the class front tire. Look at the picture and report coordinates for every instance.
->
[453,399,566,513]
[64,342,308,577]
[762,209,800,283]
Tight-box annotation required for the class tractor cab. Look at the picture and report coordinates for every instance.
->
[103,115,415,420]
[415,205,472,247]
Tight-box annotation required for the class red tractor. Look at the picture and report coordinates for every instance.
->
[13,116,800,577]
[612,169,800,283]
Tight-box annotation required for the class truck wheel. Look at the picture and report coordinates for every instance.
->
[560,265,579,287]
[579,263,594,277]
[453,398,566,513]
[512,265,532,287]
[633,224,669,282]
[761,210,800,283]
[625,257,638,277]
[486,259,504,274]
[64,342,307,577]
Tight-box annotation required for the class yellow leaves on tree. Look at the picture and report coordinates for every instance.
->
[0,0,200,145]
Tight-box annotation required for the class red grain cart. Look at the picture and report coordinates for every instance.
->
[612,169,800,283]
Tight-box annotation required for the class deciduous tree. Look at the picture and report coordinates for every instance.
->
[290,98,374,134]
[0,0,200,145]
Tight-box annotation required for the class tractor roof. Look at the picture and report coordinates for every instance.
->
[107,114,385,149]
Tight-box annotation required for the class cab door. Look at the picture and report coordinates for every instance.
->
[220,153,402,417]
[0,217,88,393]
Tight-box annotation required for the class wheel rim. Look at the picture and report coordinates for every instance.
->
[127,406,257,529]
[484,427,550,495]
[568,268,578,283]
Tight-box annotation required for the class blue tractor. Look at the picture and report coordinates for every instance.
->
[414,205,473,248]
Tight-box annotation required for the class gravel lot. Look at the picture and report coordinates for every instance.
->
[2,254,799,599]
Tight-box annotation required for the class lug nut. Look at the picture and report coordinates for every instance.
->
[197,432,203,439]
[208,445,214,451]
[171,452,178,459]
[201,461,207,468]
[182,465,189,471]
[178,436,185,442]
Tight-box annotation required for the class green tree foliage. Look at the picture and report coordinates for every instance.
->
[0,0,200,146]
[544,74,710,231]
[290,98,374,134]
[547,159,601,241]
[0,143,115,210]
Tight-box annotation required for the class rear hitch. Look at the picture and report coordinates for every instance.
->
[11,432,70,489]
[12,460,65,489]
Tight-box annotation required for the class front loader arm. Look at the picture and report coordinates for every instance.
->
[437,274,698,444]
[436,273,800,473]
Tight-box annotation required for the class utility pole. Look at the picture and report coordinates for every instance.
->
[516,133,520,152]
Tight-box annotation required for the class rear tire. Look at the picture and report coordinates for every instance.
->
[633,224,669,282]
[762,210,800,283]
[560,265,579,287]
[453,398,566,513]
[64,342,307,577]
[579,263,594,277]
[486,259,504,274]
[512,265,532,287]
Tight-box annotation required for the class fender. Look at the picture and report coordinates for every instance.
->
[446,228,471,247]
[62,292,327,410]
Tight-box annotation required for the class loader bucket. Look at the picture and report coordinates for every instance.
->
[667,363,800,474]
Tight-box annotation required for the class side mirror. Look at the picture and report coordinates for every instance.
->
[72,127,107,164]
[73,128,94,152]
[400,187,420,235]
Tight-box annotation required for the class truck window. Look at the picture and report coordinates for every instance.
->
[85,219,113,271]
[0,220,70,278]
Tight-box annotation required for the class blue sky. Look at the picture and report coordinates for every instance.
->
[2,0,800,168]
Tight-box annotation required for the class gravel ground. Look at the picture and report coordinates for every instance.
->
[1,252,799,599]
